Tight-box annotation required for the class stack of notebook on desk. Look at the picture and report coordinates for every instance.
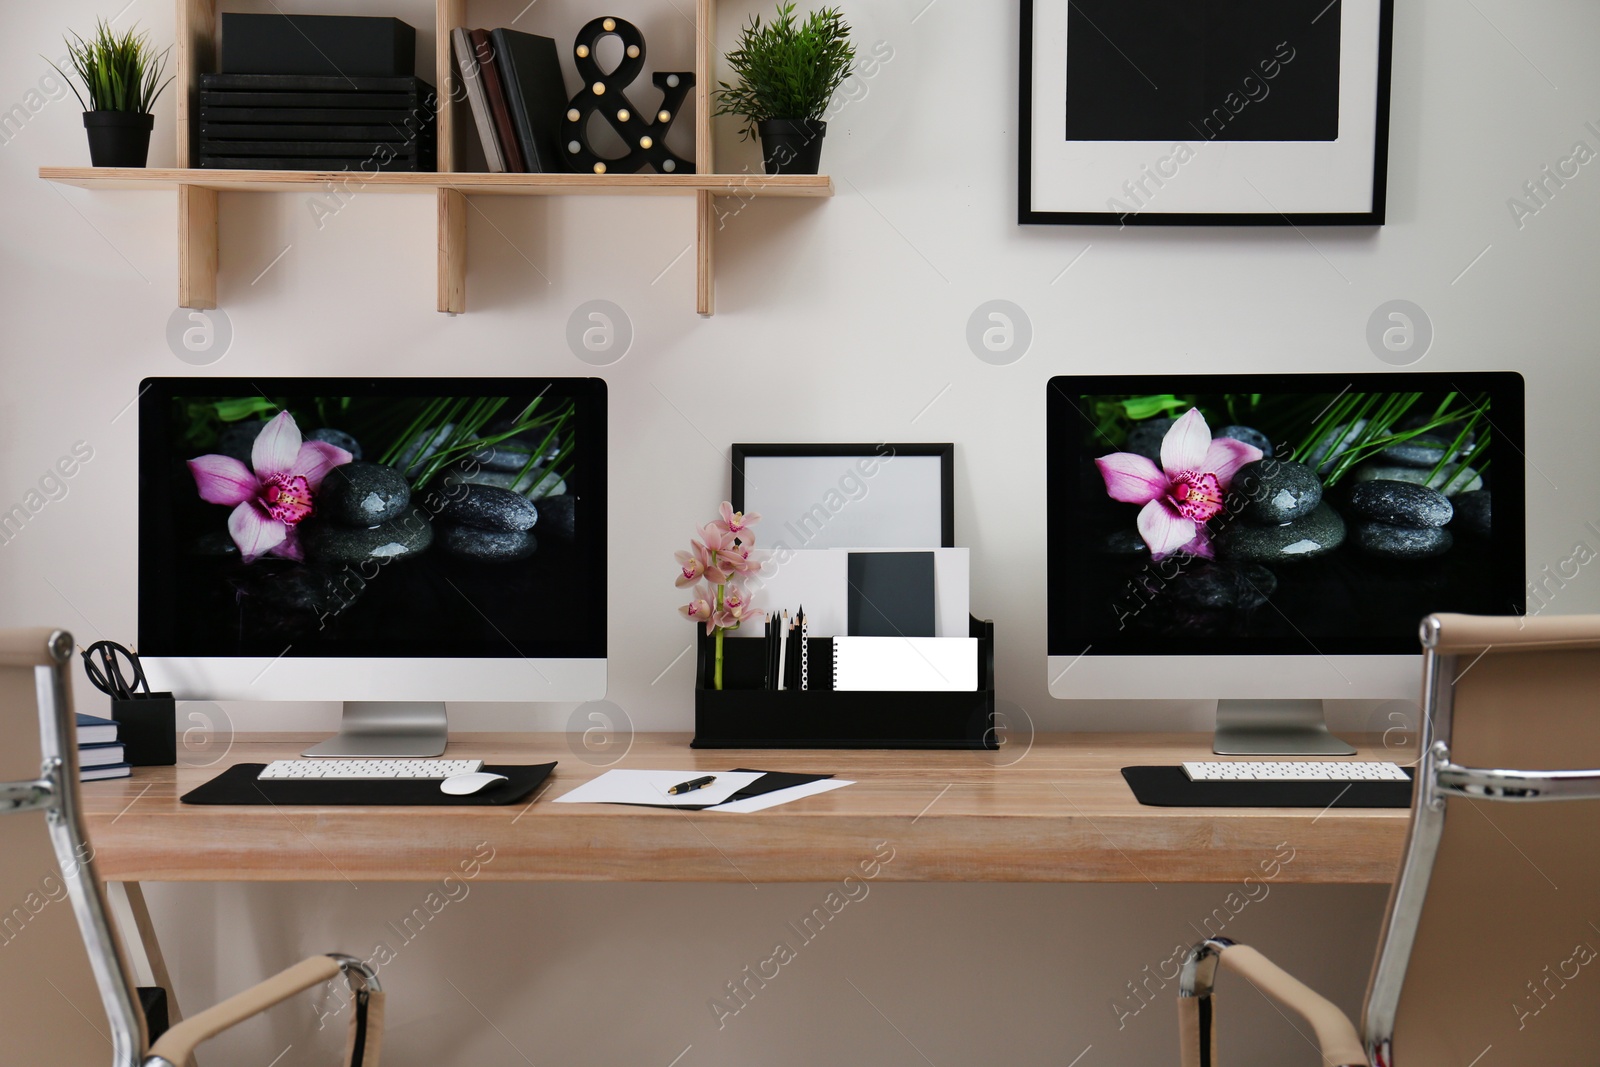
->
[75,713,130,782]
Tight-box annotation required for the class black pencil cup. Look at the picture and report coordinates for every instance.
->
[691,617,998,749]
[112,692,177,766]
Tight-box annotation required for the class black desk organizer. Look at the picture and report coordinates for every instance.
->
[692,616,997,749]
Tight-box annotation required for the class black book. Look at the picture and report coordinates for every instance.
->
[197,155,431,172]
[202,73,433,93]
[200,106,432,125]
[200,123,427,140]
[200,139,429,157]
[200,90,431,109]
[488,29,568,173]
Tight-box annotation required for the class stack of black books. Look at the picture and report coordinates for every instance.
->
[199,13,435,172]
[197,73,437,171]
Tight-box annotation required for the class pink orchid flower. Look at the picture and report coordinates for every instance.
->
[1095,408,1262,559]
[712,501,760,544]
[679,584,717,634]
[692,530,735,584]
[715,587,763,631]
[187,410,352,563]
[715,536,760,577]
[674,547,707,588]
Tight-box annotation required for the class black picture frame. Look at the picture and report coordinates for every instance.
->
[1018,0,1395,226]
[730,443,955,548]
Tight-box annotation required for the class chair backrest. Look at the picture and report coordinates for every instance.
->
[0,628,144,1065]
[1363,614,1600,1066]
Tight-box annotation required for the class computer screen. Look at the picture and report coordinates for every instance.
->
[139,377,607,663]
[1047,372,1525,662]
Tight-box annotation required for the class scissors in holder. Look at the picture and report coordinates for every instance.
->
[80,641,151,701]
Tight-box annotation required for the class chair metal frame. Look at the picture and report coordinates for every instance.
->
[1178,614,1600,1067]
[0,629,382,1066]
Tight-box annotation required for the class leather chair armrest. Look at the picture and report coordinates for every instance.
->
[147,956,344,1065]
[1218,944,1367,1066]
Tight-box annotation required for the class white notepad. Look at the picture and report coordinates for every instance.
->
[831,637,978,692]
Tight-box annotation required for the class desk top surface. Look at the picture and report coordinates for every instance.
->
[81,733,1411,885]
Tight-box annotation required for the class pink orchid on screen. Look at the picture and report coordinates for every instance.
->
[1095,408,1262,559]
[187,410,353,563]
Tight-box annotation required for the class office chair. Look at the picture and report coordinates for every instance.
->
[0,627,385,1065]
[1176,613,1600,1066]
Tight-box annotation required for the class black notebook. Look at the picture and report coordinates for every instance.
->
[847,551,937,637]
[489,29,568,172]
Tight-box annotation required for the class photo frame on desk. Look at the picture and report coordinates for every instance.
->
[730,443,954,550]
[1019,0,1394,225]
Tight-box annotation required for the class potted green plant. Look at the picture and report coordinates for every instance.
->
[48,19,173,168]
[715,3,856,176]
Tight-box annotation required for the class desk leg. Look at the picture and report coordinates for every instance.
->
[106,881,186,1031]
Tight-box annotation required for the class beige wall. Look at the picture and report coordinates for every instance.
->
[3,0,1597,1061]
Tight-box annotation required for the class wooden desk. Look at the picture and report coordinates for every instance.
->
[83,732,1410,886]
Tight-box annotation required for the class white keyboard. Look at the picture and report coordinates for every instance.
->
[1182,760,1409,782]
[258,759,484,780]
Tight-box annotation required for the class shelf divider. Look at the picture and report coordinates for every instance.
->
[176,0,214,169]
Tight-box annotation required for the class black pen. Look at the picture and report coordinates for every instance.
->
[667,774,716,795]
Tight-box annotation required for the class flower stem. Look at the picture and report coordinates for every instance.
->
[713,585,726,690]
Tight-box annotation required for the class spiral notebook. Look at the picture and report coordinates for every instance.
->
[831,636,978,692]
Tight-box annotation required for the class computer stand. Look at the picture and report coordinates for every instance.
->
[1212,699,1357,756]
[301,701,449,758]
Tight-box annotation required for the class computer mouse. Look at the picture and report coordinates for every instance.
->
[440,772,509,796]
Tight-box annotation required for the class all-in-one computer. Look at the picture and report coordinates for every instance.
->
[1047,372,1524,755]
[138,377,607,758]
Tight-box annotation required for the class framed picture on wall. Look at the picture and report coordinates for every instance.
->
[1018,0,1394,226]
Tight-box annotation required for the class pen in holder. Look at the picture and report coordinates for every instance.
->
[81,640,177,766]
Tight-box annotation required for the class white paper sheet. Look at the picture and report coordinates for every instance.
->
[552,769,763,807]
[711,779,855,813]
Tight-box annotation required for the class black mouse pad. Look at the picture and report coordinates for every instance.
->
[180,762,555,806]
[1121,766,1414,808]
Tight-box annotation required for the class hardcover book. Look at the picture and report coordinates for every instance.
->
[473,30,527,172]
[489,29,568,173]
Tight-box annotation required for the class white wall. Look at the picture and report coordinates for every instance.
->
[2,0,1597,1062]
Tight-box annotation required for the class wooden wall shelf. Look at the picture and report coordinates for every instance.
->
[40,167,833,198]
[37,0,828,315]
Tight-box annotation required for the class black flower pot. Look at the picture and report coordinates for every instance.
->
[757,118,827,175]
[83,111,155,168]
